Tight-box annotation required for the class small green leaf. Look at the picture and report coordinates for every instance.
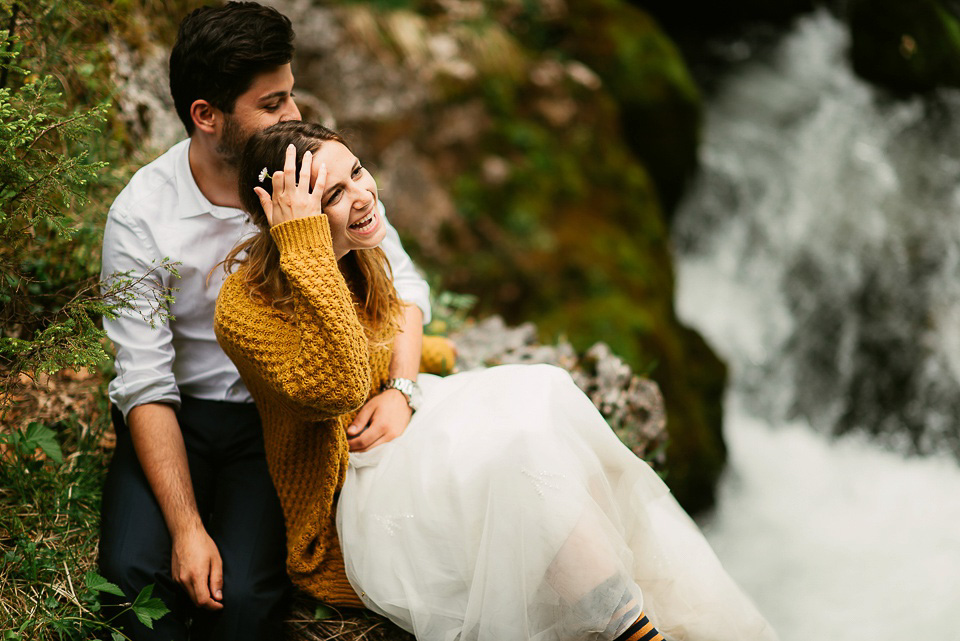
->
[85,571,125,597]
[111,632,126,641]
[131,584,170,630]
[23,422,62,464]
[313,604,335,620]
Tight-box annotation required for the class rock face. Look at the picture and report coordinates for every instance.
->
[109,0,728,511]
[847,0,960,93]
[528,0,704,213]
[631,0,815,32]
[108,36,184,151]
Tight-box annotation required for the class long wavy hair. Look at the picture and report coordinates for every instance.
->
[223,120,402,343]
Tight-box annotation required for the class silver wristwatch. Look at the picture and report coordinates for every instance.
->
[382,377,423,412]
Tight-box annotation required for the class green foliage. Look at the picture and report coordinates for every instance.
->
[0,409,169,638]
[1,421,64,463]
[0,2,175,399]
[128,585,170,630]
[405,2,727,509]
[0,1,179,637]
[425,288,477,336]
[84,572,125,598]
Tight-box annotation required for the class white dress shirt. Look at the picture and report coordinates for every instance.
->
[101,138,430,419]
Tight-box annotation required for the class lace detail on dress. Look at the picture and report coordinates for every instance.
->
[374,513,414,536]
[522,468,567,497]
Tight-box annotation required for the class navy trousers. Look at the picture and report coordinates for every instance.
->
[98,397,290,641]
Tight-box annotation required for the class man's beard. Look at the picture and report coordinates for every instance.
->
[215,114,251,169]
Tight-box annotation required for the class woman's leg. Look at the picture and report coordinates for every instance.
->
[548,509,669,641]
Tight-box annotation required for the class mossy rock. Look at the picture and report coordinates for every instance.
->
[847,0,960,93]
[432,76,727,510]
[553,0,704,214]
[627,0,815,33]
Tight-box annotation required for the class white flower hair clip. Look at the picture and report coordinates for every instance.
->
[258,167,270,183]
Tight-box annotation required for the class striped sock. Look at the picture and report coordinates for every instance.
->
[612,611,665,641]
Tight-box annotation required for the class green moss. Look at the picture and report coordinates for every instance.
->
[426,64,725,509]
[552,0,702,213]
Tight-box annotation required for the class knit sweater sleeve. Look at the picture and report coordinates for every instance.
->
[214,215,371,418]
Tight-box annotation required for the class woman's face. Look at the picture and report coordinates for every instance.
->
[310,140,385,259]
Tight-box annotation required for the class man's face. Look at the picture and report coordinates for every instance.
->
[215,63,300,167]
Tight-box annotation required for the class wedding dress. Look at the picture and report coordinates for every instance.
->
[337,364,778,641]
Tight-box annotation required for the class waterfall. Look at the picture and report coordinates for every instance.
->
[674,10,960,639]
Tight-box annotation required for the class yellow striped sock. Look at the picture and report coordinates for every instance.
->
[613,611,665,641]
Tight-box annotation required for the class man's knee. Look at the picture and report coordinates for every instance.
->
[97,538,188,640]
[226,564,290,613]
[193,575,290,641]
[98,535,151,595]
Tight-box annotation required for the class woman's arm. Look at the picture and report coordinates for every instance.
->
[346,303,423,451]
[215,149,371,418]
[215,216,371,418]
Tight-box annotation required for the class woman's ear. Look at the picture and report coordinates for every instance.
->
[190,99,218,135]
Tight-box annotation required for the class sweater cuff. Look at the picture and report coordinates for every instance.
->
[270,215,333,255]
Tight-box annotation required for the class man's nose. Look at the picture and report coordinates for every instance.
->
[281,101,302,122]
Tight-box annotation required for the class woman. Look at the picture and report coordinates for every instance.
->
[214,121,778,641]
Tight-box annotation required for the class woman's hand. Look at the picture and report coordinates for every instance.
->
[253,143,327,227]
[346,390,413,452]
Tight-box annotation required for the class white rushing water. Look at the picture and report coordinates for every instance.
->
[674,11,960,640]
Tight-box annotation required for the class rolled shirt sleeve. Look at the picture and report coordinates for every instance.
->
[101,206,181,418]
[379,201,431,324]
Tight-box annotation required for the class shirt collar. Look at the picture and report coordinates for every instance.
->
[175,138,245,221]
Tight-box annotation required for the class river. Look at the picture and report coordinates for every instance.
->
[673,10,960,640]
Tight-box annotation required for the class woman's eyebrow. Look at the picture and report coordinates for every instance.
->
[321,159,361,199]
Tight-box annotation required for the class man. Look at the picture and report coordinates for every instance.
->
[98,3,430,639]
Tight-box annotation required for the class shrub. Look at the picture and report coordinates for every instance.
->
[0,1,172,637]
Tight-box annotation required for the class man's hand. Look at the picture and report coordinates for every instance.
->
[346,389,412,452]
[172,527,224,611]
[128,404,223,610]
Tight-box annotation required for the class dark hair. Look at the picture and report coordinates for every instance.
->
[223,121,401,342]
[169,1,295,134]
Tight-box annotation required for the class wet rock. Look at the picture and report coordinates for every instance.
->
[630,0,815,34]
[551,0,704,214]
[846,0,960,93]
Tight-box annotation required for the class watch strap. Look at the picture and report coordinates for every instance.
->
[382,377,421,411]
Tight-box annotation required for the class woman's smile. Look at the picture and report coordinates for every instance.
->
[348,206,379,234]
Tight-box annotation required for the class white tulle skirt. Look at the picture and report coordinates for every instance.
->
[337,364,778,641]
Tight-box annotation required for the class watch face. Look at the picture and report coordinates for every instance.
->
[409,387,423,411]
[386,378,421,410]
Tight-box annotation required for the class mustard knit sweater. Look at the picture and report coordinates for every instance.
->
[214,215,390,608]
